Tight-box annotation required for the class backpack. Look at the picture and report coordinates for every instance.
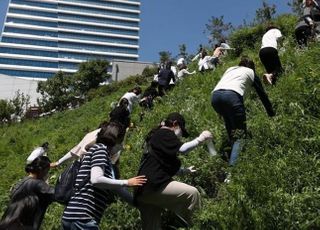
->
[54,159,88,205]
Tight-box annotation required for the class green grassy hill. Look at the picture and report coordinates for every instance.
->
[1,25,320,229]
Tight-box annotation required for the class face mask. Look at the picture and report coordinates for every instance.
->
[174,126,182,138]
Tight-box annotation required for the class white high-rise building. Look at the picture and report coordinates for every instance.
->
[0,0,140,79]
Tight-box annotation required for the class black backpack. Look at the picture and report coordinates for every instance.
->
[54,159,88,205]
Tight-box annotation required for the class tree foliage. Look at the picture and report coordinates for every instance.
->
[0,99,14,123]
[37,60,110,112]
[288,0,303,15]
[204,15,233,44]
[158,51,172,64]
[37,71,76,112]
[74,59,110,95]
[10,90,30,118]
[253,1,277,25]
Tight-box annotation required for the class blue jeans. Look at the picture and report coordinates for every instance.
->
[211,90,246,141]
[62,219,99,230]
[211,90,246,166]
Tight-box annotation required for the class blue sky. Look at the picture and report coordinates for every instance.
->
[0,0,291,62]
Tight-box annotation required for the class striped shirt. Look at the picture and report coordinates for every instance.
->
[62,143,115,223]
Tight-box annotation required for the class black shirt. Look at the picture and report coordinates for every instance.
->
[157,69,175,87]
[109,106,130,129]
[8,177,54,230]
[138,128,183,193]
[142,86,158,99]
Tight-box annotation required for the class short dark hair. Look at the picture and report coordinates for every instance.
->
[25,156,50,174]
[130,86,142,95]
[238,56,255,72]
[265,24,278,32]
[97,121,126,147]
[119,98,129,108]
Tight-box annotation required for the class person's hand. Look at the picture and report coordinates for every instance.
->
[196,130,213,143]
[184,166,197,174]
[127,175,147,187]
[50,162,59,168]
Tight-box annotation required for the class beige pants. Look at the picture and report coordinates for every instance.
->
[137,181,201,230]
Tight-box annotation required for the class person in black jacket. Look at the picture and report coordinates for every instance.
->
[0,156,54,230]
[295,0,320,47]
[157,62,176,97]
[139,81,159,109]
[135,112,213,229]
[109,98,131,129]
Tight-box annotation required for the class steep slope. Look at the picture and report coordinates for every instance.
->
[0,41,319,230]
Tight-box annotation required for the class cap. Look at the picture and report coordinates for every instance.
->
[26,146,47,164]
[166,112,189,137]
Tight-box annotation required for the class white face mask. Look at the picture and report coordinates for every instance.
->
[174,126,182,138]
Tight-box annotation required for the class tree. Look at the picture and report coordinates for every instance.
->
[0,99,14,123]
[10,90,30,118]
[254,1,277,25]
[74,59,110,95]
[158,51,172,64]
[178,44,187,59]
[142,65,159,78]
[204,16,233,45]
[288,0,303,15]
[37,71,76,111]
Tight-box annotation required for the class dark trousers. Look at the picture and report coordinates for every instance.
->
[295,25,312,47]
[259,47,283,83]
[158,84,170,97]
[211,90,246,142]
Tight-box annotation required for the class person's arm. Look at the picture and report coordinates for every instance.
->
[179,131,213,155]
[55,152,75,166]
[91,167,146,189]
[183,69,196,75]
[37,180,55,202]
[91,166,128,190]
[192,53,200,61]
[253,75,275,117]
[179,139,199,154]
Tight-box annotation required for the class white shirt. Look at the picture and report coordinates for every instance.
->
[169,66,177,85]
[177,69,196,80]
[120,92,139,113]
[177,58,185,66]
[198,56,216,71]
[212,66,255,96]
[261,28,282,50]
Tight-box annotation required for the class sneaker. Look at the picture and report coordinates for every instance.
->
[224,172,231,183]
[263,73,273,85]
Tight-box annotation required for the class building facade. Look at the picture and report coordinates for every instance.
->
[0,0,140,79]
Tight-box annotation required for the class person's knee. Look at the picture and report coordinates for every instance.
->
[186,186,200,209]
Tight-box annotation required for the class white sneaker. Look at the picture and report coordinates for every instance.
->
[224,173,231,183]
[263,73,273,85]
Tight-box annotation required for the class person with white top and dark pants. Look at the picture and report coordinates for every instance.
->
[211,57,275,166]
[259,25,283,85]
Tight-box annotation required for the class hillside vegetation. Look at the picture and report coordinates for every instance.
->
[0,15,320,229]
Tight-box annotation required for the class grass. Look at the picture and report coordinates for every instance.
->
[0,34,320,230]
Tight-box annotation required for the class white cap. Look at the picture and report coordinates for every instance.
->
[26,147,47,164]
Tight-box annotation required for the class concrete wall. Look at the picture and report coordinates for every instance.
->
[111,60,157,82]
[0,74,43,106]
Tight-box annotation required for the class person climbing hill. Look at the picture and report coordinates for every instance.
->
[211,56,275,166]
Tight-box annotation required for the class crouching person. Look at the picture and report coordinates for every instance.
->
[61,121,146,230]
[134,112,212,229]
[0,156,54,230]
